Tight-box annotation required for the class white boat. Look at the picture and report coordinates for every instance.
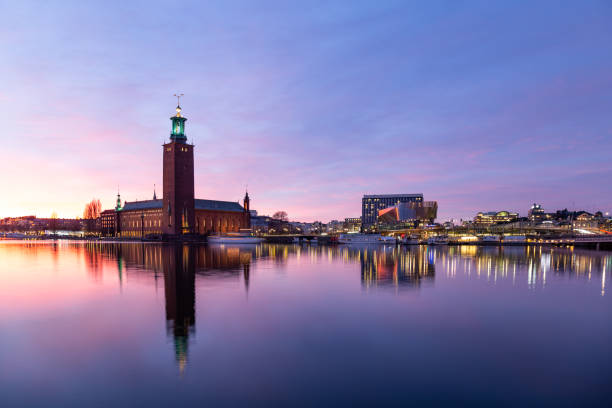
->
[479,235,501,245]
[400,235,420,245]
[427,236,449,245]
[207,231,264,244]
[338,233,396,245]
[503,235,527,245]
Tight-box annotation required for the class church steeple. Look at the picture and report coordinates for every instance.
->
[115,188,122,211]
[243,190,250,212]
[170,93,187,143]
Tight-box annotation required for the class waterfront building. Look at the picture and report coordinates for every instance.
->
[105,102,251,238]
[362,194,423,227]
[473,211,519,226]
[528,203,546,222]
[572,212,598,231]
[327,220,344,233]
[343,217,362,232]
[0,216,81,233]
[100,209,118,237]
[250,214,273,234]
[377,201,438,227]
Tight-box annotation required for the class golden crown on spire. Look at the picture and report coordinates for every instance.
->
[174,93,184,117]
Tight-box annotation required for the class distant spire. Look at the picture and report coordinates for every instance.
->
[115,186,122,211]
[243,187,250,212]
[153,184,157,200]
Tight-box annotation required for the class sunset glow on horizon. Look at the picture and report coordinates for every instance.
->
[2,1,611,221]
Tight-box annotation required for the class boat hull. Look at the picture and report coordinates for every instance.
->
[207,237,264,244]
[338,234,396,245]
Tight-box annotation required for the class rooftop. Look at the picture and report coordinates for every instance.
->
[121,199,244,213]
[362,194,423,199]
[122,200,162,211]
[195,199,244,212]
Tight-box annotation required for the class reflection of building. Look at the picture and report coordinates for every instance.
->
[473,211,518,226]
[359,247,435,289]
[163,245,195,374]
[102,102,251,238]
[362,194,423,228]
[96,243,255,372]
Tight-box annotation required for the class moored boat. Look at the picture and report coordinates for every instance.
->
[207,231,264,244]
[427,236,449,245]
[503,235,527,245]
[338,233,396,245]
[399,235,420,245]
[479,235,501,245]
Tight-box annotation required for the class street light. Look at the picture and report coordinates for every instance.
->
[141,211,145,239]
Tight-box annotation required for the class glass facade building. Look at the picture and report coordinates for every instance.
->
[361,194,423,227]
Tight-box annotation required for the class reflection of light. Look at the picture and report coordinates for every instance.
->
[541,253,550,286]
[602,264,606,297]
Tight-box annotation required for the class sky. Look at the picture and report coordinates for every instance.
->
[1,0,611,222]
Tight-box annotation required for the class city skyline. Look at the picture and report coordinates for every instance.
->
[2,1,611,221]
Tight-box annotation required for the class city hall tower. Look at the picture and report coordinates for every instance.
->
[163,101,195,235]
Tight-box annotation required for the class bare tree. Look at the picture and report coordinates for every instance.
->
[272,211,288,222]
[83,199,102,233]
[83,199,101,220]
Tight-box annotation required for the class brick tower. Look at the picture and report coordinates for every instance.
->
[163,100,195,236]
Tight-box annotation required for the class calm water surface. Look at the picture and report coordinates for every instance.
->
[1,241,610,406]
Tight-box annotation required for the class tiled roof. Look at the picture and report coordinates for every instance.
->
[121,198,244,213]
[121,199,162,211]
[195,199,244,212]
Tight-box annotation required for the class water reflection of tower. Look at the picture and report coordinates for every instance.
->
[163,245,195,374]
[243,263,250,293]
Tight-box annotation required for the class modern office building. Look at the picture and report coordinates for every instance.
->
[362,194,423,227]
[377,201,438,226]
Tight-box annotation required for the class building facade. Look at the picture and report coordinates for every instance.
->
[105,102,250,238]
[473,211,519,226]
[343,217,362,232]
[362,194,424,229]
[100,209,118,237]
[377,201,438,227]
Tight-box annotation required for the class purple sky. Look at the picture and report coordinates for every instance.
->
[1,0,611,221]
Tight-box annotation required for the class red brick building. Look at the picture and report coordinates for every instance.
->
[106,102,250,238]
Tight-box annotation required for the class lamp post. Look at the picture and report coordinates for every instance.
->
[141,211,145,240]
